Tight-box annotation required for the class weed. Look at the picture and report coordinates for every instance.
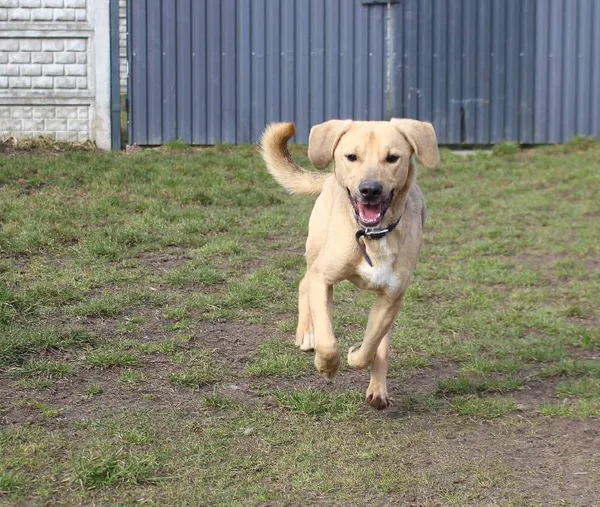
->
[0,471,27,494]
[492,141,520,156]
[164,139,188,150]
[84,384,103,398]
[204,392,237,410]
[25,399,59,418]
[119,369,146,385]
[118,429,153,445]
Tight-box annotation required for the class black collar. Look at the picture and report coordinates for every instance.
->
[355,215,402,267]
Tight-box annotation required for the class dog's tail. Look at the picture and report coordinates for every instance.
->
[260,122,328,196]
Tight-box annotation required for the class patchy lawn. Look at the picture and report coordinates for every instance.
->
[0,139,599,505]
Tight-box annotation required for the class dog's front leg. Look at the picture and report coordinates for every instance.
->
[365,329,393,409]
[347,293,402,408]
[307,270,339,379]
[347,293,403,370]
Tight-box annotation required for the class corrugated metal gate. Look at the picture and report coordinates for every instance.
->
[127,0,600,146]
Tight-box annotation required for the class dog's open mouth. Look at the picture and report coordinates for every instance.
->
[349,191,393,228]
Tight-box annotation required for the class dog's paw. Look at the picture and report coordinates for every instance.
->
[366,384,392,410]
[296,330,315,351]
[314,350,340,379]
[347,344,371,369]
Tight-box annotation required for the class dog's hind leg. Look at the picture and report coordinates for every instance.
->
[295,274,315,350]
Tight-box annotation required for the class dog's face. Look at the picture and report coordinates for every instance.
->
[308,119,440,228]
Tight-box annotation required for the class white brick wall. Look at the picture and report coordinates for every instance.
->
[0,37,88,91]
[0,103,89,141]
[0,0,111,147]
[119,0,126,95]
[0,0,87,22]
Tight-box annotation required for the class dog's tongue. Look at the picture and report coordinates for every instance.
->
[357,202,383,225]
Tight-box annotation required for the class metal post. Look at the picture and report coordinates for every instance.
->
[109,0,122,150]
[385,1,395,119]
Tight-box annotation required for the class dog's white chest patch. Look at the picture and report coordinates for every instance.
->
[357,239,400,292]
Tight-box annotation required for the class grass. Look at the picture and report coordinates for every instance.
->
[204,391,237,410]
[273,389,363,416]
[246,339,313,378]
[85,348,138,368]
[15,360,75,379]
[436,376,523,395]
[538,359,600,379]
[25,399,60,418]
[451,396,516,419]
[0,471,27,494]
[119,369,146,385]
[0,328,95,366]
[538,400,600,419]
[167,353,224,387]
[84,384,103,398]
[70,450,159,487]
[0,140,599,504]
[556,378,600,398]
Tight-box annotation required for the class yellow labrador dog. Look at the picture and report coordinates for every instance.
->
[261,119,440,409]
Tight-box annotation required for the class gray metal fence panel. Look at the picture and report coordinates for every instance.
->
[534,0,600,143]
[392,0,537,144]
[594,1,600,138]
[519,0,536,144]
[526,0,596,145]
[176,0,192,142]
[146,1,162,144]
[431,0,448,141]
[548,0,563,144]
[129,0,388,145]
[476,0,492,144]
[462,0,477,144]
[128,0,600,146]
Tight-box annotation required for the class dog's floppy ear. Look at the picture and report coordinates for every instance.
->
[390,118,440,168]
[308,120,352,169]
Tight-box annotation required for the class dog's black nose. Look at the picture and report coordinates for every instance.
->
[358,180,383,202]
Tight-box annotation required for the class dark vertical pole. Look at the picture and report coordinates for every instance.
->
[109,0,122,150]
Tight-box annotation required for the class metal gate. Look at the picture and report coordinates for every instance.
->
[127,0,600,146]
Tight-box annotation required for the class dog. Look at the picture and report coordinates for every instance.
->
[260,119,440,409]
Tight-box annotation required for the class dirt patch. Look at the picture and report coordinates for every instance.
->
[0,356,226,429]
[0,319,281,428]
[2,317,599,505]
[192,320,281,366]
[462,416,600,504]
[0,136,97,155]
[133,249,192,272]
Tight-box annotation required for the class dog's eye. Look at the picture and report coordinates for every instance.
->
[345,154,357,162]
[386,154,400,163]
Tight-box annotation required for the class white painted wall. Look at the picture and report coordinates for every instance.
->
[119,0,126,95]
[0,0,111,149]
